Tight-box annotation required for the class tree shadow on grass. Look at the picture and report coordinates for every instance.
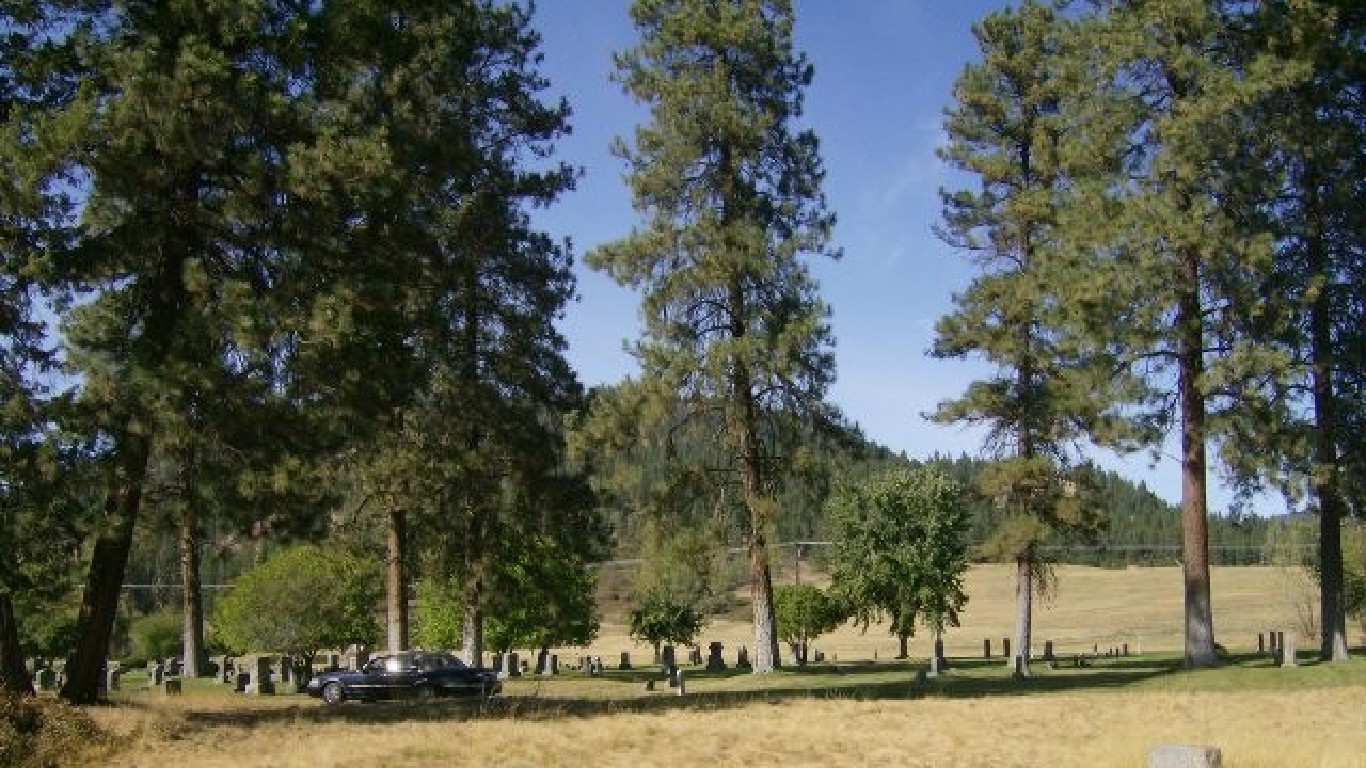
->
[172,655,1188,731]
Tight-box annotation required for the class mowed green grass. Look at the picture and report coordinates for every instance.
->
[66,564,1366,768]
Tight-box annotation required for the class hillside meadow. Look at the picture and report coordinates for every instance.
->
[22,564,1366,768]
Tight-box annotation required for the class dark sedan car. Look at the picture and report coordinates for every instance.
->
[306,651,500,705]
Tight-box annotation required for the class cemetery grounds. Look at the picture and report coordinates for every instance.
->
[34,565,1366,767]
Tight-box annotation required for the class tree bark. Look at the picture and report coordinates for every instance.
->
[1177,256,1218,668]
[1011,548,1034,677]
[1308,227,1350,661]
[62,434,151,704]
[179,502,206,677]
[897,630,909,659]
[0,594,34,696]
[460,503,483,667]
[385,507,409,654]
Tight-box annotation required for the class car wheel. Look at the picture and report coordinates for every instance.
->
[321,682,345,706]
[415,685,436,702]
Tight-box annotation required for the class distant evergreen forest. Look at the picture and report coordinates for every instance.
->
[591,418,1279,570]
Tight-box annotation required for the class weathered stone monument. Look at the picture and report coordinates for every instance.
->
[1148,744,1222,768]
[661,644,676,672]
[246,656,275,695]
[1281,632,1297,668]
[619,652,632,670]
[983,639,991,659]
[736,645,750,669]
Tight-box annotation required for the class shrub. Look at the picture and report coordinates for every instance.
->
[127,610,181,664]
[0,694,117,768]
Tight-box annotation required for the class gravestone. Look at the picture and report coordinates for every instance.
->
[536,649,550,675]
[246,656,275,695]
[1002,638,1011,660]
[661,645,676,671]
[1281,632,1297,668]
[592,656,604,675]
[493,653,507,677]
[927,654,941,679]
[1123,643,1130,657]
[706,642,726,671]
[675,669,686,696]
[1257,633,1265,654]
[279,656,300,693]
[326,653,340,671]
[107,666,123,692]
[148,660,165,688]
[813,650,824,663]
[162,678,182,695]
[507,652,521,677]
[36,667,55,692]
[235,671,249,693]
[539,653,557,676]
[668,665,682,688]
[213,656,229,684]
[688,646,702,666]
[619,652,632,670]
[1148,744,1223,768]
[165,658,182,678]
[1043,641,1054,662]
[736,646,750,670]
[983,639,991,659]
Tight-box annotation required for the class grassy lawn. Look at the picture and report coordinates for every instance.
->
[73,649,1366,768]
[23,564,1362,767]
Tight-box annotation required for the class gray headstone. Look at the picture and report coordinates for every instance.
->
[927,654,941,678]
[1281,632,1297,668]
[507,652,521,677]
[1257,633,1265,654]
[1043,640,1054,661]
[246,656,275,695]
[1002,638,1011,660]
[109,667,123,692]
[675,669,686,696]
[983,639,991,659]
[736,645,750,669]
[619,651,632,670]
[1148,744,1223,768]
[661,644,676,670]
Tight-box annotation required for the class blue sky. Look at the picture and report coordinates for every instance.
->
[527,1,1261,513]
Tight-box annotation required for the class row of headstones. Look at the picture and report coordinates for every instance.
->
[27,659,128,695]
[1257,630,1299,667]
[488,642,763,679]
[979,637,1131,661]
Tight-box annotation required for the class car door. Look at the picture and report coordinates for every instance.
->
[376,655,420,699]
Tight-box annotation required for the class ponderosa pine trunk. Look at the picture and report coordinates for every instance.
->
[385,507,409,654]
[1307,226,1350,661]
[733,359,779,672]
[0,594,33,696]
[179,502,206,677]
[1176,253,1218,668]
[62,435,151,704]
[1011,548,1034,676]
[460,501,483,668]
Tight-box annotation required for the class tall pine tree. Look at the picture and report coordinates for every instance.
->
[1060,0,1302,667]
[590,0,838,673]
[933,1,1122,678]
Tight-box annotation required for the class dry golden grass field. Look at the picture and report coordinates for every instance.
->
[32,565,1366,767]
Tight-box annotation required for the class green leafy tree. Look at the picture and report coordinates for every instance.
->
[483,532,600,656]
[588,0,839,674]
[413,575,465,652]
[628,590,707,665]
[127,610,181,665]
[828,467,970,660]
[213,544,381,663]
[773,584,844,666]
[932,1,1117,676]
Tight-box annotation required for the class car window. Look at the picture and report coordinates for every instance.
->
[384,656,416,673]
